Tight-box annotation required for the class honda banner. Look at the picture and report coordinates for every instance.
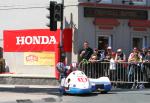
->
[3,29,72,52]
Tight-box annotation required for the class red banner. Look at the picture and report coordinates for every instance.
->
[3,28,72,52]
[3,29,60,52]
[63,28,72,52]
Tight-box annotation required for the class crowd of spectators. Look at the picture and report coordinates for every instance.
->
[78,41,150,64]
[78,41,150,85]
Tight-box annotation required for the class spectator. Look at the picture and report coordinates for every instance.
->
[89,53,98,63]
[115,48,126,81]
[143,49,150,81]
[140,48,147,62]
[88,53,99,78]
[78,41,93,77]
[89,48,104,78]
[102,46,114,77]
[99,50,105,61]
[78,41,93,62]
[104,46,113,62]
[0,47,5,73]
[128,47,142,87]
[110,52,116,69]
[115,48,126,62]
[0,58,5,73]
[128,47,142,63]
[89,48,101,62]
[143,49,150,62]
[109,52,118,86]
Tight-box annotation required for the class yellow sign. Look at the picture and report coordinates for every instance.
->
[24,52,55,66]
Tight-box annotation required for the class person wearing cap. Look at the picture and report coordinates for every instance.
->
[104,46,113,61]
[103,46,115,79]
[115,48,126,63]
[115,48,126,81]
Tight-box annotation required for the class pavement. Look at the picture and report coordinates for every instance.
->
[0,84,62,103]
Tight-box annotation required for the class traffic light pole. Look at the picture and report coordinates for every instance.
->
[59,0,64,62]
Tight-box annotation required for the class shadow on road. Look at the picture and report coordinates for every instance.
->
[62,91,118,97]
[111,88,150,92]
[0,87,60,96]
[144,93,150,95]
[0,87,150,97]
[63,92,99,97]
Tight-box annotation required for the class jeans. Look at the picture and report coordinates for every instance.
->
[128,63,141,82]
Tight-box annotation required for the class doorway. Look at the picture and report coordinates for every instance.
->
[98,36,112,51]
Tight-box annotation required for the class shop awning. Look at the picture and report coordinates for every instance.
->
[93,18,120,26]
[128,20,150,27]
[133,27,147,31]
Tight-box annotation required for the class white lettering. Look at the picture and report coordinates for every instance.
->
[41,36,49,44]
[25,36,33,45]
[49,36,56,44]
[32,36,41,44]
[16,36,57,45]
[16,36,25,45]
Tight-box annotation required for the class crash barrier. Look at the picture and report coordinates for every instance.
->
[79,61,150,86]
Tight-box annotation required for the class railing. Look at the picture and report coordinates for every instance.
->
[79,61,150,85]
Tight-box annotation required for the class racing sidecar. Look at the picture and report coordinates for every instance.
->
[56,62,111,94]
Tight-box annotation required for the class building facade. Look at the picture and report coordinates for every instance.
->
[64,0,150,63]
[0,0,150,78]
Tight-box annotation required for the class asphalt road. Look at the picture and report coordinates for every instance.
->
[0,85,61,103]
[62,89,150,103]
[0,85,150,103]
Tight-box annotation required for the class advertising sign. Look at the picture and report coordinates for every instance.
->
[3,29,60,52]
[3,29,72,52]
[24,52,55,66]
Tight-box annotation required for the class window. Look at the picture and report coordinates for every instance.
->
[132,37,147,49]
[98,36,112,50]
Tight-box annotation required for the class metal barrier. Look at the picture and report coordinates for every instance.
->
[79,61,150,85]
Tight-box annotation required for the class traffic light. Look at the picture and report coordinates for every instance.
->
[46,1,57,31]
[54,4,63,21]
[50,1,57,31]
[46,1,63,31]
